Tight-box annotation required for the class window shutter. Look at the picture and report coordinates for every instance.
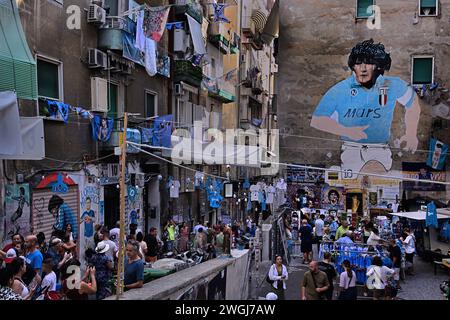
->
[357,0,374,18]
[413,58,433,84]
[0,0,38,100]
[421,0,436,8]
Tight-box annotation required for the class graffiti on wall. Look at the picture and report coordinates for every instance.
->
[4,184,30,242]
[80,185,100,250]
[310,39,421,180]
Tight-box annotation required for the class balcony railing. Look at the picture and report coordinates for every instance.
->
[174,60,203,87]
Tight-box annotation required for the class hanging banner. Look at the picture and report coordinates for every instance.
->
[402,162,446,191]
[143,6,170,41]
[426,138,448,171]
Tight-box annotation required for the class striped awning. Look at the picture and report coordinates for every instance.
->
[0,0,37,100]
[251,10,267,33]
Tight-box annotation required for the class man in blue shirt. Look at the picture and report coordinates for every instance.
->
[24,235,43,287]
[311,39,421,179]
[124,240,144,290]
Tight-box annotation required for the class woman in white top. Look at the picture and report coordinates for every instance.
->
[366,256,395,300]
[8,257,35,300]
[268,255,288,300]
[136,232,148,261]
[338,260,357,300]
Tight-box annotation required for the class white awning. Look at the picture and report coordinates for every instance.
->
[388,211,448,221]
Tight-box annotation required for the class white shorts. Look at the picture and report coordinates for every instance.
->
[341,142,392,179]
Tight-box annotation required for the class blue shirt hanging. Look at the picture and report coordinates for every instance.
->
[47,100,69,123]
[213,3,230,23]
[426,201,438,228]
[426,138,448,171]
[243,179,250,189]
[91,115,114,142]
[152,114,173,148]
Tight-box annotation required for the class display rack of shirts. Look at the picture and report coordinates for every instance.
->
[249,184,260,202]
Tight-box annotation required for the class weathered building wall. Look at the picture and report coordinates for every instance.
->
[278,0,450,171]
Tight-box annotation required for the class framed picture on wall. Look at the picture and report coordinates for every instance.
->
[224,183,233,198]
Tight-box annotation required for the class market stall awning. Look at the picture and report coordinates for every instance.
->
[389,211,448,221]
[0,0,37,100]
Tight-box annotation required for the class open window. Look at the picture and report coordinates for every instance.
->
[412,56,434,85]
[37,55,64,120]
[419,0,438,16]
[145,90,158,118]
[356,0,375,19]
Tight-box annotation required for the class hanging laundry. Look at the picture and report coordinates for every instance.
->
[426,138,448,171]
[186,14,206,55]
[47,100,69,123]
[145,37,157,76]
[191,54,205,66]
[426,201,438,228]
[143,6,170,42]
[0,91,22,156]
[91,115,114,142]
[213,3,230,23]
[135,10,146,52]
[152,114,173,148]
[140,127,153,144]
[157,55,170,78]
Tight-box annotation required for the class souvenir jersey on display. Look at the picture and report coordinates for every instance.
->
[91,115,113,142]
[140,127,153,144]
[426,138,448,170]
[276,178,287,190]
[152,114,173,147]
[249,184,260,201]
[47,100,69,123]
[426,201,438,228]
[265,185,275,204]
[243,179,250,189]
[246,197,252,212]
[169,180,180,198]
[194,171,204,188]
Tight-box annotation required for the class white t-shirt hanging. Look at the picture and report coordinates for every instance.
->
[265,185,276,204]
[276,178,287,190]
[170,180,181,198]
[194,171,204,187]
[250,184,260,201]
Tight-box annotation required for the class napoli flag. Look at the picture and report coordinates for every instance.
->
[426,138,448,170]
[426,201,438,228]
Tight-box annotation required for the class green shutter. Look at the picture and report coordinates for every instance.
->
[357,0,374,18]
[0,0,37,100]
[413,58,433,84]
[421,0,436,8]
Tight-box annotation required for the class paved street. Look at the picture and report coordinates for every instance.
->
[249,248,449,300]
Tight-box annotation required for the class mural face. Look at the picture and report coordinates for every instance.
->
[48,194,78,239]
[310,39,421,179]
[4,184,30,242]
[321,186,344,211]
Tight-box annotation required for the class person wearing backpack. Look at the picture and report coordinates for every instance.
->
[338,260,357,300]
[318,252,337,300]
[267,255,288,300]
[366,255,395,300]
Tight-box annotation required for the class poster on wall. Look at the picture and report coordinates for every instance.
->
[287,184,321,207]
[286,165,325,183]
[80,184,100,251]
[402,162,446,191]
[321,186,345,211]
[4,184,31,243]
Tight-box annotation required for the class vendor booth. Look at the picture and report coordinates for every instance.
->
[388,209,450,262]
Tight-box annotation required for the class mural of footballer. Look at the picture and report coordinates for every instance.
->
[311,39,420,179]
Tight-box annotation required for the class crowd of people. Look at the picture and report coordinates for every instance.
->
[274,208,419,300]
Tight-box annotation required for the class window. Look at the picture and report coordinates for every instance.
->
[356,0,375,18]
[419,0,438,16]
[145,90,158,118]
[108,82,118,117]
[412,56,434,85]
[37,57,62,100]
[105,0,119,16]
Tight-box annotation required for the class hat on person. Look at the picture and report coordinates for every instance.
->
[95,241,110,254]
[265,292,278,300]
[4,248,18,264]
[50,237,62,246]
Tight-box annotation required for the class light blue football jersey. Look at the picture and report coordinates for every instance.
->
[313,74,415,144]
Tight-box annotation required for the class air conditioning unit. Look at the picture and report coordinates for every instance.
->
[174,83,184,95]
[88,4,106,24]
[88,49,107,69]
[174,29,189,53]
[91,77,109,112]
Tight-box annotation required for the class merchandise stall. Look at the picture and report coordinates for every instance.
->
[388,209,450,261]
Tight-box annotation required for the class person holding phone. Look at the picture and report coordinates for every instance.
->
[268,255,288,300]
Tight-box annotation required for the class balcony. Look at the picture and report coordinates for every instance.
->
[208,80,235,103]
[174,60,203,87]
[98,17,129,51]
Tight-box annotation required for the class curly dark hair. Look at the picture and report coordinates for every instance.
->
[348,39,391,74]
